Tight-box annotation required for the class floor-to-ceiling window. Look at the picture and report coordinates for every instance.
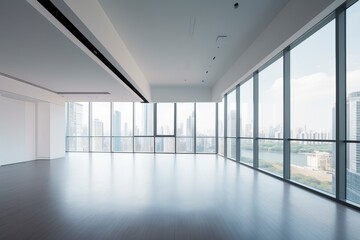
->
[258,57,284,176]
[196,103,216,153]
[239,78,254,164]
[290,19,336,194]
[176,103,195,153]
[66,101,216,154]
[155,103,175,153]
[91,102,111,152]
[66,102,89,151]
[134,103,154,152]
[346,0,360,205]
[218,98,225,156]
[227,90,237,159]
[218,0,360,206]
[112,102,133,152]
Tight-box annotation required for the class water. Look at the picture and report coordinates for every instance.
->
[241,150,307,166]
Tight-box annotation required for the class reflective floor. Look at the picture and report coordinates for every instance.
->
[1,153,360,239]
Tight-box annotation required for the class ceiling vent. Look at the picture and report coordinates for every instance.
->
[216,35,227,48]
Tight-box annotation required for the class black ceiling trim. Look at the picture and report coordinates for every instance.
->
[37,0,149,103]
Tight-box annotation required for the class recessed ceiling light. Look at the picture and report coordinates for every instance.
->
[234,3,239,9]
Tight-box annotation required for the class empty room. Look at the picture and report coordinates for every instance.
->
[1,0,360,239]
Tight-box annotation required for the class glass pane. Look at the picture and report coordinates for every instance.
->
[67,102,89,136]
[227,138,236,159]
[346,3,360,205]
[259,139,283,176]
[91,102,111,137]
[134,137,154,152]
[66,137,89,151]
[156,103,174,135]
[218,137,224,155]
[290,141,335,194]
[347,2,360,141]
[218,99,224,137]
[240,79,253,137]
[196,103,216,137]
[196,138,216,153]
[91,137,110,152]
[155,137,175,153]
[227,90,237,137]
[240,139,253,164]
[134,103,154,136]
[259,57,283,138]
[176,138,194,153]
[291,20,335,140]
[177,103,194,137]
[112,102,133,136]
[112,137,133,152]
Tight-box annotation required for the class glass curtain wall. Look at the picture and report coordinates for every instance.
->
[66,101,216,154]
[112,102,133,152]
[66,102,89,151]
[91,102,111,152]
[196,103,216,153]
[290,19,336,194]
[239,78,254,164]
[156,103,175,153]
[227,90,237,159]
[219,0,360,204]
[258,57,284,176]
[134,103,154,152]
[176,103,195,153]
[218,99,225,155]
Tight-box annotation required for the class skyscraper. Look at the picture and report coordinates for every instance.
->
[113,111,122,151]
[347,92,360,203]
[348,92,360,172]
[67,102,88,151]
[93,118,104,150]
[68,102,83,136]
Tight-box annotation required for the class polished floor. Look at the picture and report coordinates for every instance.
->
[1,153,360,239]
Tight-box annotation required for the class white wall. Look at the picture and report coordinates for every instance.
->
[0,73,65,165]
[0,96,36,165]
[36,103,50,159]
[50,103,65,159]
[36,102,65,159]
[25,101,36,160]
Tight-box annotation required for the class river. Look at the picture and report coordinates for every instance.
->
[241,149,309,167]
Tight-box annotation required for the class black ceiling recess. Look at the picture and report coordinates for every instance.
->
[37,0,149,103]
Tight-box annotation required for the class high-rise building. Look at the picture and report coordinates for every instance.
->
[67,102,83,136]
[93,118,104,150]
[113,111,121,151]
[67,102,88,150]
[347,92,360,202]
[348,92,360,172]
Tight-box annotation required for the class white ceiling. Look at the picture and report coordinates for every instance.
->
[0,0,340,102]
[0,0,141,102]
[99,0,289,87]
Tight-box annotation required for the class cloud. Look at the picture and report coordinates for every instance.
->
[291,72,335,103]
[347,69,360,94]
